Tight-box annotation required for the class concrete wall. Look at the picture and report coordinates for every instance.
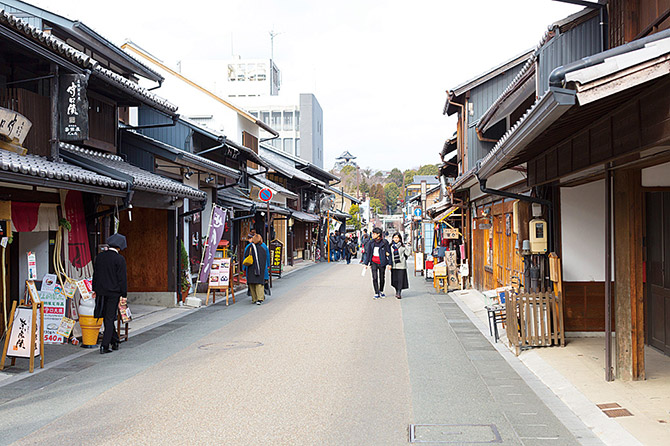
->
[560,180,607,282]
[299,94,324,168]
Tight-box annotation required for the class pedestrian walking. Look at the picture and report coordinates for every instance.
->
[243,233,271,305]
[338,231,347,261]
[390,232,410,299]
[329,231,340,261]
[344,234,355,264]
[92,233,128,354]
[359,229,370,263]
[362,227,391,299]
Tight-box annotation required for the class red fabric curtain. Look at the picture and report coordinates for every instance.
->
[11,202,40,232]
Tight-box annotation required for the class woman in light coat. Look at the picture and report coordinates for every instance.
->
[390,232,410,299]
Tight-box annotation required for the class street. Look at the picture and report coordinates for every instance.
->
[1,262,595,446]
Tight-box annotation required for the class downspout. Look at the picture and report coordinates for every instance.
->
[122,113,179,130]
[477,176,554,253]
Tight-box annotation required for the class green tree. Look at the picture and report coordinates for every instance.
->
[388,168,403,187]
[358,178,369,195]
[340,165,356,176]
[369,198,382,215]
[369,183,385,201]
[417,164,439,176]
[347,204,362,230]
[384,182,400,213]
[403,169,417,186]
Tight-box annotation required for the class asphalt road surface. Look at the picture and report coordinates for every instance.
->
[0,261,597,445]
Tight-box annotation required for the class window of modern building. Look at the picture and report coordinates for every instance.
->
[249,111,258,118]
[295,111,300,131]
[271,111,281,127]
[261,111,270,124]
[283,138,293,153]
[271,138,281,149]
[295,138,300,157]
[283,111,293,131]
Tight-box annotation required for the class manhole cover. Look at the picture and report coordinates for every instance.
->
[409,424,502,443]
[198,341,263,351]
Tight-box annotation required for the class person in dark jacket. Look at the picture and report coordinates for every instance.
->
[344,234,355,264]
[337,232,347,262]
[244,234,270,305]
[362,227,392,298]
[329,231,340,262]
[93,233,128,354]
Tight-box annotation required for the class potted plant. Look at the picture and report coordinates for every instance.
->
[179,240,191,301]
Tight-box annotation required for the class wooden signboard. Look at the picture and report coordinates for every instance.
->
[444,228,459,239]
[1,280,44,373]
[206,257,234,306]
[270,239,283,278]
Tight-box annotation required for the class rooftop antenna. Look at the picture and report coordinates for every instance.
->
[269,28,282,61]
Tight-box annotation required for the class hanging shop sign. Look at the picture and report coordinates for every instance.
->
[270,239,283,277]
[445,228,459,239]
[27,251,37,281]
[76,279,93,302]
[59,73,89,141]
[0,107,31,145]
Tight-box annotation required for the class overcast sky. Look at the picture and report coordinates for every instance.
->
[30,0,582,171]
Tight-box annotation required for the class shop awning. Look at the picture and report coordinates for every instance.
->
[121,130,241,180]
[0,147,127,197]
[60,143,206,201]
[291,210,319,223]
[433,206,459,223]
[330,209,351,222]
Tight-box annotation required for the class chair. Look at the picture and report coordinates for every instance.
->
[485,291,507,343]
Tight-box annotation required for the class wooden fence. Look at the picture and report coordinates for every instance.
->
[505,291,565,356]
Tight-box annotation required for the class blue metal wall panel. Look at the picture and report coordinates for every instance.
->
[467,65,523,164]
[538,16,602,94]
[138,107,193,152]
[0,3,43,29]
[120,140,155,172]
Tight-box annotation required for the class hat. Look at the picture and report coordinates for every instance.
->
[106,233,127,250]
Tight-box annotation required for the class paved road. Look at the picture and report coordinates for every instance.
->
[0,261,597,445]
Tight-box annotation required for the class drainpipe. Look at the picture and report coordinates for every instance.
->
[605,164,614,381]
[122,113,179,130]
[477,176,554,253]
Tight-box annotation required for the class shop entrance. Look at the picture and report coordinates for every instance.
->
[646,192,670,356]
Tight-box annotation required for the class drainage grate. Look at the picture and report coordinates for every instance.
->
[409,424,502,444]
[597,402,633,418]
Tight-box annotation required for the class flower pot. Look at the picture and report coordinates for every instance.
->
[79,315,103,348]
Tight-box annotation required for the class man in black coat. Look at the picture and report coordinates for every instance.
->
[362,227,392,298]
[93,233,128,354]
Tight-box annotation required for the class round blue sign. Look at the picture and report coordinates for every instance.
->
[259,188,273,202]
[414,208,422,217]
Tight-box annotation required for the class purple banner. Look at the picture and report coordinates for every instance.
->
[198,207,227,283]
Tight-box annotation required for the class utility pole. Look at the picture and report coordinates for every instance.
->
[269,29,281,61]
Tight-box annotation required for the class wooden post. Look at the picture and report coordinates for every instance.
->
[267,200,272,288]
[613,168,645,381]
[0,300,17,371]
[50,63,59,161]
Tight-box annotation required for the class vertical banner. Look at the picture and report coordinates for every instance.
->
[59,73,89,141]
[198,207,227,283]
[60,191,93,280]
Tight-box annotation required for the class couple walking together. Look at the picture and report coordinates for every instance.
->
[362,228,410,299]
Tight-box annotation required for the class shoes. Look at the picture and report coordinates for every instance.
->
[380,292,386,298]
[178,301,184,307]
[396,294,402,299]
[373,294,380,299]
[100,345,112,354]
[256,301,262,305]
[111,340,119,351]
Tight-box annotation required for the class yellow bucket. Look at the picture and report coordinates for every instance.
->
[79,315,103,347]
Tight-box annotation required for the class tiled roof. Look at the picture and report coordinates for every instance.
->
[0,10,176,115]
[60,143,206,200]
[93,65,177,115]
[0,148,126,189]
[0,9,93,68]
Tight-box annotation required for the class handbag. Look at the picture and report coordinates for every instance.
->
[243,254,254,266]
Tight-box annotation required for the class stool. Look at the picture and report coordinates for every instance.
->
[485,304,506,343]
